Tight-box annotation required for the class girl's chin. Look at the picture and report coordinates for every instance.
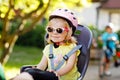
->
[51,39,63,43]
[52,40,61,43]
[51,37,64,43]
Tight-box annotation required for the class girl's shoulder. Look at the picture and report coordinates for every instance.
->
[44,43,77,51]
[43,44,51,53]
[68,43,77,48]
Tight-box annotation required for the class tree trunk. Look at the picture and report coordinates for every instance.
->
[0,35,18,64]
[0,0,51,64]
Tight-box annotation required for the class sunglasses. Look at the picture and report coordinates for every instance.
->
[46,27,68,34]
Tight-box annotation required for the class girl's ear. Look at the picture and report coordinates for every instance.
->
[65,27,73,40]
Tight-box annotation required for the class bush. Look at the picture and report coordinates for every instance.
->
[117,30,120,41]
[88,25,103,49]
[16,19,47,48]
[0,21,3,31]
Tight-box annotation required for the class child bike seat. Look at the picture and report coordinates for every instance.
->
[21,24,92,80]
[75,24,92,80]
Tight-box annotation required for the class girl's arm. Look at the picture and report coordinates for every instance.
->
[36,55,48,71]
[56,52,77,76]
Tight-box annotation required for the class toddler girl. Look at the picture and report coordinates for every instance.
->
[11,8,80,80]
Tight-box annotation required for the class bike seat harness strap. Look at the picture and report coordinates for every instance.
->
[49,44,55,70]
[49,44,82,71]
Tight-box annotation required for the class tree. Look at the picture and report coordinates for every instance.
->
[0,0,51,64]
[0,0,92,64]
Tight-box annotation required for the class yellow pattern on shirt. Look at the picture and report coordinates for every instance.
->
[43,43,81,80]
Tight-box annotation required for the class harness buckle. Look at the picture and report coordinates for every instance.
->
[49,54,54,59]
[63,55,69,61]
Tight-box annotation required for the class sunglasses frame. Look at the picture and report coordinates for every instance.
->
[46,27,68,34]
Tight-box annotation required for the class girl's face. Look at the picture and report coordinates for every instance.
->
[106,27,112,33]
[46,18,71,43]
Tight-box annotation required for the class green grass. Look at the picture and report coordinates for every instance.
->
[3,45,43,80]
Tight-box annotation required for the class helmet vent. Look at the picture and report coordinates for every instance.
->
[73,17,76,20]
[64,9,68,11]
[70,12,74,15]
[59,9,61,10]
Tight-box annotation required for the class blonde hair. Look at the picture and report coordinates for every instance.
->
[46,18,77,45]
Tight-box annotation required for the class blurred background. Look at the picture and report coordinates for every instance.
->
[0,0,120,80]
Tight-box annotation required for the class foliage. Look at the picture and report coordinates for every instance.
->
[16,19,47,48]
[88,24,104,37]
[45,0,92,18]
[0,0,51,64]
[88,25,104,49]
[0,0,91,20]
[116,30,120,41]
[0,0,43,19]
[49,0,91,8]
[0,0,92,64]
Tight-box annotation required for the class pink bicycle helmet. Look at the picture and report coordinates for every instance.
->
[49,8,78,28]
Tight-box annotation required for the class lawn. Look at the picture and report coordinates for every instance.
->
[3,46,43,80]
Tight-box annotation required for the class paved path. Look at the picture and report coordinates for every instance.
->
[83,61,120,80]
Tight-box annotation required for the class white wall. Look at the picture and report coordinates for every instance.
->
[77,3,100,26]
[98,10,109,30]
[110,13,120,32]
[76,2,120,32]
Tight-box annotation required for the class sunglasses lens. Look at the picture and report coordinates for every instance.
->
[47,27,53,32]
[47,27,64,34]
[56,28,63,33]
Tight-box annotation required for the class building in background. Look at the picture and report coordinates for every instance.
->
[78,0,120,32]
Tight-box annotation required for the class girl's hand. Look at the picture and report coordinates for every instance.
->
[54,71,60,80]
[32,66,37,68]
